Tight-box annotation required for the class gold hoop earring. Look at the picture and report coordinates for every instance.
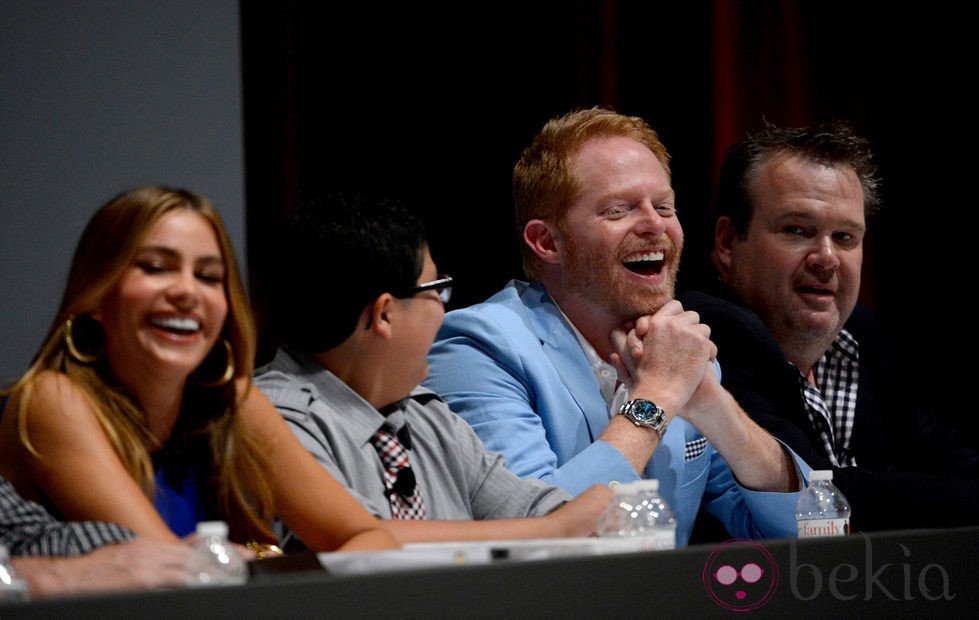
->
[194,338,235,388]
[64,317,104,364]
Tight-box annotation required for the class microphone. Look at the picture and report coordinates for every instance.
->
[389,467,417,499]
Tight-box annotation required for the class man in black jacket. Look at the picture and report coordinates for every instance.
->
[679,120,979,531]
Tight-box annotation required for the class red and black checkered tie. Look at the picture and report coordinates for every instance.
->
[371,428,426,519]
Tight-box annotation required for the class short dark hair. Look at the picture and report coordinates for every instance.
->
[715,119,881,236]
[269,191,428,353]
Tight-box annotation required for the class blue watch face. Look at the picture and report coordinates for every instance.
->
[633,400,658,422]
[621,400,666,437]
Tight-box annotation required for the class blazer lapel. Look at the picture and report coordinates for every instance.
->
[522,283,611,441]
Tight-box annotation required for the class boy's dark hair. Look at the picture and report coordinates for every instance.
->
[269,191,428,353]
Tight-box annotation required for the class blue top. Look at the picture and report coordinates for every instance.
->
[152,450,205,537]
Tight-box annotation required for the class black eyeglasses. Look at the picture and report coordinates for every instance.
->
[398,274,453,304]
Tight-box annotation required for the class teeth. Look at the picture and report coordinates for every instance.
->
[151,316,200,331]
[626,251,664,263]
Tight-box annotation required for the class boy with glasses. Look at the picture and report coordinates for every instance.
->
[255,191,612,547]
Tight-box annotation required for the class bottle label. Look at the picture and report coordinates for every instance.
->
[796,517,849,537]
[638,529,676,551]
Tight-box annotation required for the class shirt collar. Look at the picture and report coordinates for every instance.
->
[275,342,405,438]
[553,302,622,407]
[828,327,859,361]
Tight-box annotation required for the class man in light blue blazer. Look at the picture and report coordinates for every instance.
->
[424,108,811,546]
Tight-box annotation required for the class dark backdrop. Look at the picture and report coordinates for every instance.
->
[240,2,976,440]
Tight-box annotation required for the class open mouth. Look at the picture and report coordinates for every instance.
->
[149,315,201,336]
[623,250,665,276]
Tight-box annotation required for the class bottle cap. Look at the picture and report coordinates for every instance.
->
[610,479,660,495]
[611,481,637,495]
[809,469,834,481]
[196,520,229,538]
[633,479,660,492]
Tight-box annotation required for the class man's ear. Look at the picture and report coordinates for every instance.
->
[365,293,397,340]
[712,216,737,281]
[523,219,561,265]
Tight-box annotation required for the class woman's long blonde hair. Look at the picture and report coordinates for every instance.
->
[1,186,276,543]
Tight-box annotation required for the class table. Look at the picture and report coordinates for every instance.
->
[2,526,975,619]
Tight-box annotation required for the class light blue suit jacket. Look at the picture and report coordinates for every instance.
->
[425,280,811,546]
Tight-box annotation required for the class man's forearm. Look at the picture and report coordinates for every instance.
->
[697,391,799,492]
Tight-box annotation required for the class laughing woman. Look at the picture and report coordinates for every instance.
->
[0,187,398,552]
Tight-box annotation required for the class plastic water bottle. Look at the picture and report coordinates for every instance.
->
[597,479,676,550]
[0,544,29,601]
[795,469,851,537]
[184,521,248,586]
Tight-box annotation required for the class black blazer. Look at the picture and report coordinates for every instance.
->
[679,285,979,531]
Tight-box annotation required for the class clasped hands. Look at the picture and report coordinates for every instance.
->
[608,299,719,427]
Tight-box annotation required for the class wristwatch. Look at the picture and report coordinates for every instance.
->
[618,399,668,438]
